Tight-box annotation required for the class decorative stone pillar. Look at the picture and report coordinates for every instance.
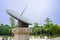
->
[6,9,32,40]
[12,28,32,40]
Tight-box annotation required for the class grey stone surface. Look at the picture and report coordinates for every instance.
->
[12,28,31,40]
[6,9,32,25]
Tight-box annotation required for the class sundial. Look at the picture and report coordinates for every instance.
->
[6,7,32,40]
[6,8,32,27]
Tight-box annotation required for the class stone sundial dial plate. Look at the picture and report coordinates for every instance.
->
[6,9,32,25]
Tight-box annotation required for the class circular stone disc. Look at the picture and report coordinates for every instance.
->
[6,9,32,25]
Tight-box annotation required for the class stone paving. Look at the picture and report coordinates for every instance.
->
[0,36,60,40]
[30,37,60,40]
[48,37,60,40]
[30,36,60,40]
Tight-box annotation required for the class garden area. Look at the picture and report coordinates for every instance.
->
[0,17,60,40]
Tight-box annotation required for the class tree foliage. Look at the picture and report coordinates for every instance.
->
[31,18,60,37]
[32,23,40,35]
[0,17,60,37]
[0,24,12,36]
[10,17,15,28]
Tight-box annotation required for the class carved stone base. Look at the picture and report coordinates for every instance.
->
[12,28,31,40]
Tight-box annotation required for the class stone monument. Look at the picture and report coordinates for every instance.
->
[6,9,32,40]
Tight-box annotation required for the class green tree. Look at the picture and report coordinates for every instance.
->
[32,23,40,35]
[10,17,15,28]
[45,17,52,24]
[54,25,60,36]
[43,18,60,37]
[0,24,12,36]
[43,18,53,36]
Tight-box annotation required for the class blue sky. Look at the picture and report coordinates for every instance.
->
[0,0,60,25]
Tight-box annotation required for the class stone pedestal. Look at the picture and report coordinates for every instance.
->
[12,28,32,40]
